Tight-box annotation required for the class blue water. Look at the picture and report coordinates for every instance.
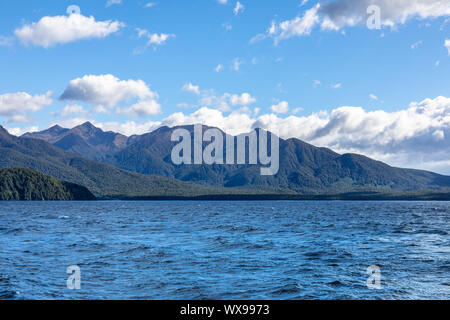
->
[0,201,449,300]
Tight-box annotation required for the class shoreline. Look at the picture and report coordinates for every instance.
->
[99,192,450,201]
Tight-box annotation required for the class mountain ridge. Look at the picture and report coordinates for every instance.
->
[20,123,450,194]
[22,122,130,161]
[1,125,230,197]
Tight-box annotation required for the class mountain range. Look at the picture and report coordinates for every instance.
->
[19,122,450,197]
[22,122,131,161]
[0,125,222,198]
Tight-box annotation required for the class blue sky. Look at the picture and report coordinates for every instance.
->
[0,0,449,173]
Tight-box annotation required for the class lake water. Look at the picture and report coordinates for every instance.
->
[0,201,449,300]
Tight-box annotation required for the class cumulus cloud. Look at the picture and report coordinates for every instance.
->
[0,91,53,120]
[445,39,450,54]
[15,13,124,48]
[266,0,450,42]
[182,83,200,95]
[106,0,122,7]
[332,83,342,89]
[230,93,256,106]
[411,40,423,49]
[313,80,321,88]
[135,28,174,53]
[59,74,160,117]
[234,1,245,15]
[292,107,304,114]
[182,84,256,111]
[60,74,157,107]
[232,58,243,71]
[60,104,86,117]
[162,107,255,136]
[147,33,174,45]
[118,100,162,116]
[271,101,289,114]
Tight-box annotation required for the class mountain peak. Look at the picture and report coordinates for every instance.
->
[44,125,67,134]
[48,124,64,131]
[79,122,97,129]
[71,122,102,135]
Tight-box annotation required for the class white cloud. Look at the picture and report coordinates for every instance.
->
[271,4,320,42]
[249,33,266,44]
[147,33,174,45]
[215,64,224,72]
[411,40,423,49]
[266,0,450,42]
[218,0,228,4]
[292,107,304,114]
[118,100,162,116]
[162,107,255,136]
[182,84,256,111]
[15,13,124,48]
[182,83,201,95]
[230,93,256,106]
[0,91,53,117]
[60,104,85,117]
[60,74,159,112]
[332,83,342,89]
[445,39,450,54]
[313,80,321,88]
[271,101,289,114]
[6,115,33,124]
[370,94,379,101]
[106,0,122,7]
[234,1,245,16]
[232,58,243,71]
[135,29,174,53]
[145,2,158,8]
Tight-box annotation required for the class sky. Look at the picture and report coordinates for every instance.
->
[0,0,449,173]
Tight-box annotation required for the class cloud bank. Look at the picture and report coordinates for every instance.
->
[266,0,450,42]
